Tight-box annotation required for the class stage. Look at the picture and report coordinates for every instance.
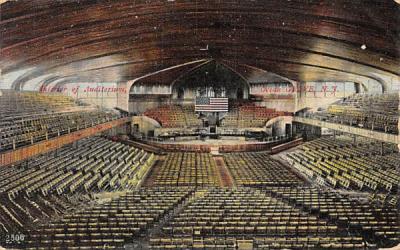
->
[135,136,300,153]
[159,138,258,145]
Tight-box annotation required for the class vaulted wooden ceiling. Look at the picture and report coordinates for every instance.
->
[1,0,399,92]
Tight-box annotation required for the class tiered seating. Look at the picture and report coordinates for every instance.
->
[221,103,292,128]
[150,187,365,249]
[287,137,400,194]
[151,153,220,186]
[26,188,194,249]
[144,105,188,128]
[0,137,155,197]
[315,93,399,134]
[265,186,399,248]
[224,152,304,186]
[182,105,202,127]
[0,90,77,116]
[0,111,121,152]
[220,107,239,127]
[0,192,91,240]
[145,103,292,129]
[239,104,281,127]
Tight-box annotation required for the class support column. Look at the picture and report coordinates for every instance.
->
[381,142,384,156]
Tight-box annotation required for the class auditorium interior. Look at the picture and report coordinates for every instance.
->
[0,0,400,249]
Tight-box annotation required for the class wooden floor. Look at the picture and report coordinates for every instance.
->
[214,156,235,187]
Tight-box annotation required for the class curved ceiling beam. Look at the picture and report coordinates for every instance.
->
[1,0,399,93]
[2,11,398,66]
[221,60,298,86]
[10,50,209,89]
[228,58,385,92]
[2,25,398,87]
[2,0,398,30]
[2,1,397,46]
[10,42,395,91]
[16,58,211,91]
[168,60,253,93]
[127,59,212,94]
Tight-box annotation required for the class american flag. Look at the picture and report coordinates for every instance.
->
[195,97,229,112]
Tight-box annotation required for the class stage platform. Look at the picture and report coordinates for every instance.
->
[158,138,260,145]
[140,136,300,153]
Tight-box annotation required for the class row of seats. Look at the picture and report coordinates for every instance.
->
[223,152,304,187]
[182,105,202,127]
[5,186,397,249]
[264,186,399,248]
[308,93,399,134]
[150,152,220,187]
[149,187,369,249]
[0,137,155,197]
[286,137,400,194]
[8,185,397,249]
[144,103,292,129]
[25,188,195,249]
[221,103,292,128]
[0,110,122,152]
[1,135,397,249]
[150,236,365,249]
[0,192,92,240]
[144,105,201,128]
[0,90,77,117]
[302,135,385,151]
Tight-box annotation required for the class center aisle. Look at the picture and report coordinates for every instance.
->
[214,156,235,187]
[141,156,165,187]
